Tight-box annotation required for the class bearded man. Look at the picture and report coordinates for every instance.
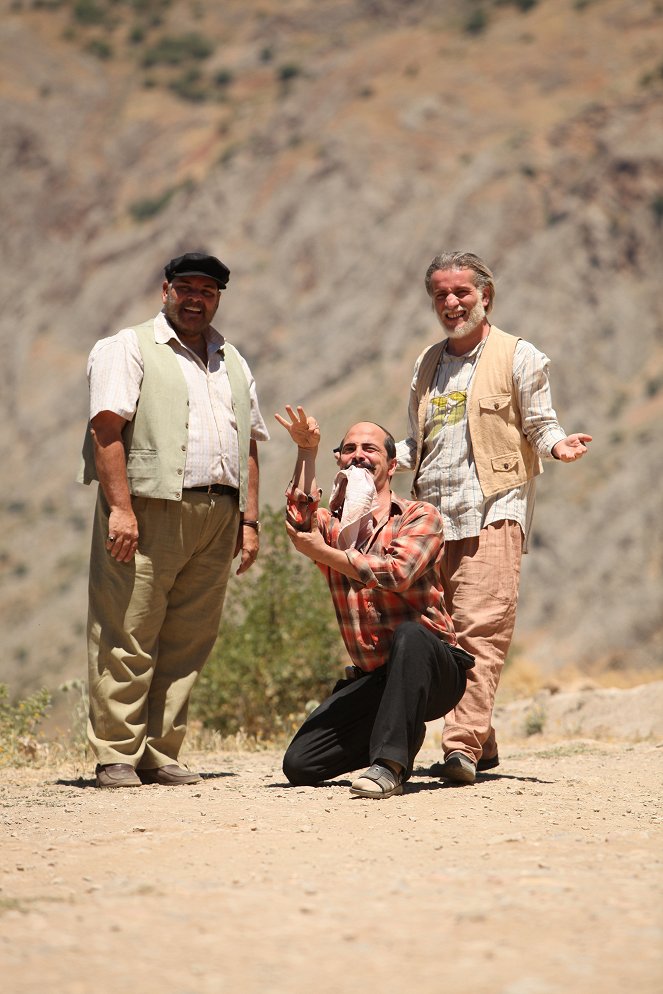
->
[396,251,591,784]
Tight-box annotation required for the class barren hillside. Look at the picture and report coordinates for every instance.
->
[0,0,661,706]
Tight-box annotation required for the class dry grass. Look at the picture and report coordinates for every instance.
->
[499,653,663,703]
[5,658,661,772]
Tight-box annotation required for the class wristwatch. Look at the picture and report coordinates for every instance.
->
[242,519,261,533]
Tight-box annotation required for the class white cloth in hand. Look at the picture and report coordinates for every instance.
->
[329,466,379,550]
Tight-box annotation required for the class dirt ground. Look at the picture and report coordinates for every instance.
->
[1,686,662,994]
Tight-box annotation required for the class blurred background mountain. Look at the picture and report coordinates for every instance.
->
[1,0,662,719]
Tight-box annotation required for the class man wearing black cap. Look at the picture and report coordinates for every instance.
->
[79,252,269,787]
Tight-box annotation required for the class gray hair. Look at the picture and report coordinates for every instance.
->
[424,251,496,313]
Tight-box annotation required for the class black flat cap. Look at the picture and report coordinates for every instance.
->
[164,252,230,289]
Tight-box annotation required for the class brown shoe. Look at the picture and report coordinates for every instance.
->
[95,763,142,788]
[138,764,201,786]
[434,751,477,785]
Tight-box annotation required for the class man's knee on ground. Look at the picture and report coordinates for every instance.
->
[282,744,321,786]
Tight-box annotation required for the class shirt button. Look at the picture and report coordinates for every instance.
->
[494,402,499,409]
[181,445,186,451]
[503,462,509,469]
[177,469,183,475]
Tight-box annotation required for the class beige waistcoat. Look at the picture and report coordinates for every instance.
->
[412,326,542,500]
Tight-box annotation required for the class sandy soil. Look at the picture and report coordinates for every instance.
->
[1,687,662,994]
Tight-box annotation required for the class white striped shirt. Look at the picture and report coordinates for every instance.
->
[396,337,567,551]
[87,311,269,490]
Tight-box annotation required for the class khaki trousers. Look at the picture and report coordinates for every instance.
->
[87,490,239,768]
[441,520,523,764]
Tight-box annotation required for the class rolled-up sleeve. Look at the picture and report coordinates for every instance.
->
[232,353,270,442]
[87,329,143,422]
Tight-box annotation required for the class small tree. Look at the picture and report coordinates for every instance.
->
[191,509,347,741]
[0,684,51,766]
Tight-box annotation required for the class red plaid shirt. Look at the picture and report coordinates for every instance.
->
[315,493,456,672]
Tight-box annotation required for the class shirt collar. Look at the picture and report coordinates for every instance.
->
[388,492,409,517]
[373,491,407,526]
[154,311,225,350]
[354,491,405,552]
[441,334,487,363]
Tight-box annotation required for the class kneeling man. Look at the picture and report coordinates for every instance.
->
[275,406,473,799]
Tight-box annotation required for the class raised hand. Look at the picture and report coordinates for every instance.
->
[275,405,321,449]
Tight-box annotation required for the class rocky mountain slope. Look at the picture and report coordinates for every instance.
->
[1,0,661,705]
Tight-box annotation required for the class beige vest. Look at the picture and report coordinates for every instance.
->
[78,320,252,509]
[412,326,542,500]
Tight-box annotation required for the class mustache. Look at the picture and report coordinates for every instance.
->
[349,458,375,473]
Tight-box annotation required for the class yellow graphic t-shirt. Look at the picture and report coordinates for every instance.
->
[428,390,467,437]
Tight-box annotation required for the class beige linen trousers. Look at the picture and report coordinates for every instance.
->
[441,519,523,763]
[87,489,238,768]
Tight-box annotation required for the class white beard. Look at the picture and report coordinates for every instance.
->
[441,298,486,339]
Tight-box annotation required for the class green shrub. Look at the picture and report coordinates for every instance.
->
[86,38,113,59]
[495,0,538,8]
[219,143,240,166]
[191,509,347,741]
[0,684,52,766]
[277,63,302,83]
[214,68,234,88]
[646,374,663,397]
[464,7,488,34]
[651,194,663,224]
[73,0,106,26]
[128,179,195,221]
[59,679,90,754]
[640,61,663,87]
[132,0,172,13]
[129,189,176,220]
[169,67,206,102]
[142,32,214,67]
[523,703,546,736]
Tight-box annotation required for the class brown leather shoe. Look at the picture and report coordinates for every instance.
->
[95,763,142,788]
[138,764,201,786]
[432,751,477,784]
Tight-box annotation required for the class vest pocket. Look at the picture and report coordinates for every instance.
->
[479,393,511,416]
[491,452,521,473]
[126,448,158,482]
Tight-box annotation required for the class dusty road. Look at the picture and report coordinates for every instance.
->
[1,728,661,994]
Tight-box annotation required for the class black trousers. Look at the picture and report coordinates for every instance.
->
[282,622,470,786]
